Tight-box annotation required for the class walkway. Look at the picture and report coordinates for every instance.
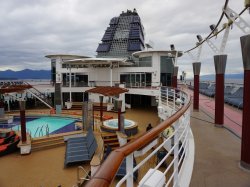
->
[186,89,242,137]
[188,89,250,186]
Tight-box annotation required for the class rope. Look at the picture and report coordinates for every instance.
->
[184,0,248,53]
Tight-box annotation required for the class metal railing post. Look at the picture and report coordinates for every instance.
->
[173,89,176,110]
[167,88,169,106]
[126,153,133,187]
[174,120,179,186]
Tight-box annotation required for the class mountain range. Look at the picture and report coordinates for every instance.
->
[0,69,50,79]
[0,69,244,80]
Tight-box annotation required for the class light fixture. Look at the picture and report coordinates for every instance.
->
[196,35,203,42]
[209,24,218,35]
[170,44,175,51]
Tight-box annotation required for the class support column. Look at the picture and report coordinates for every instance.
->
[110,65,113,87]
[214,55,227,125]
[83,101,88,130]
[19,100,27,143]
[117,100,122,131]
[0,97,4,118]
[54,83,62,114]
[172,66,178,88]
[192,62,201,110]
[69,65,72,102]
[240,34,250,170]
[99,96,103,123]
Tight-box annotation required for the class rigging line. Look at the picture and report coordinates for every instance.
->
[183,6,247,54]
[185,6,248,53]
[184,0,229,53]
[207,6,248,40]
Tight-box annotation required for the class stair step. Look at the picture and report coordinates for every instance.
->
[101,133,117,138]
[32,138,64,147]
[32,142,65,151]
[32,136,63,143]
[103,137,118,142]
[105,142,120,146]
[104,145,120,152]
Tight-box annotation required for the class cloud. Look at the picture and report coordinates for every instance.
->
[0,0,249,75]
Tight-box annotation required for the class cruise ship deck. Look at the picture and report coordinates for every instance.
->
[0,89,249,186]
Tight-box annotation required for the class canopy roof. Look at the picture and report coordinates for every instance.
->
[85,86,128,96]
[62,57,133,67]
[0,85,32,94]
[132,50,183,58]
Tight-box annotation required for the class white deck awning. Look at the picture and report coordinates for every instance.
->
[62,57,133,66]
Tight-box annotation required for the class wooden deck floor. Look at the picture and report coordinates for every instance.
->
[0,100,250,186]
[0,107,159,187]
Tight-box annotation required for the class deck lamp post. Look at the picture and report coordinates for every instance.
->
[203,20,231,126]
[240,34,250,170]
[214,55,227,125]
[187,35,203,111]
[192,62,201,110]
[172,66,178,88]
[222,4,250,169]
[19,100,27,143]
[170,44,179,88]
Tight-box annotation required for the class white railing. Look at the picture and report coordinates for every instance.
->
[115,87,193,187]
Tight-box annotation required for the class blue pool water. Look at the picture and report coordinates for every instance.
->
[9,116,77,138]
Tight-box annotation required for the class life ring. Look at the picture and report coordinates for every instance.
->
[162,126,174,138]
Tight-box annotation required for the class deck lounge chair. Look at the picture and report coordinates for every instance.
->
[64,128,97,167]
[225,87,243,109]
[199,82,209,94]
[0,135,20,157]
[0,131,16,145]
[201,84,215,97]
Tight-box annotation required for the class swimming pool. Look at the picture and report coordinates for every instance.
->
[5,116,77,138]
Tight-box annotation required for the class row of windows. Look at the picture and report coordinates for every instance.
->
[56,56,173,70]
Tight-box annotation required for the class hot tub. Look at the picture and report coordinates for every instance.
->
[101,119,138,136]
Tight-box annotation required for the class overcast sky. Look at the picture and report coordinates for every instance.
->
[0,0,249,77]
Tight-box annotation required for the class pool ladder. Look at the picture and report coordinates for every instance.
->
[34,124,50,138]
[16,125,32,141]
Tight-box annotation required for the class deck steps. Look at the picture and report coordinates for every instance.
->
[101,133,119,150]
[32,141,65,152]
[101,133,135,151]
[31,135,65,151]
[31,131,85,151]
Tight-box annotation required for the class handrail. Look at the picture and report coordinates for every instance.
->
[39,125,44,137]
[45,124,50,137]
[85,89,191,186]
[34,126,40,138]
[27,90,53,109]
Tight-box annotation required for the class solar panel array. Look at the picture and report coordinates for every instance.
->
[96,9,145,58]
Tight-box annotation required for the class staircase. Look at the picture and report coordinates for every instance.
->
[24,81,53,109]
[31,135,65,151]
[101,133,120,151]
[101,132,135,151]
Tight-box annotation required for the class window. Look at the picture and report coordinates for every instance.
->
[138,56,152,67]
[160,56,174,73]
